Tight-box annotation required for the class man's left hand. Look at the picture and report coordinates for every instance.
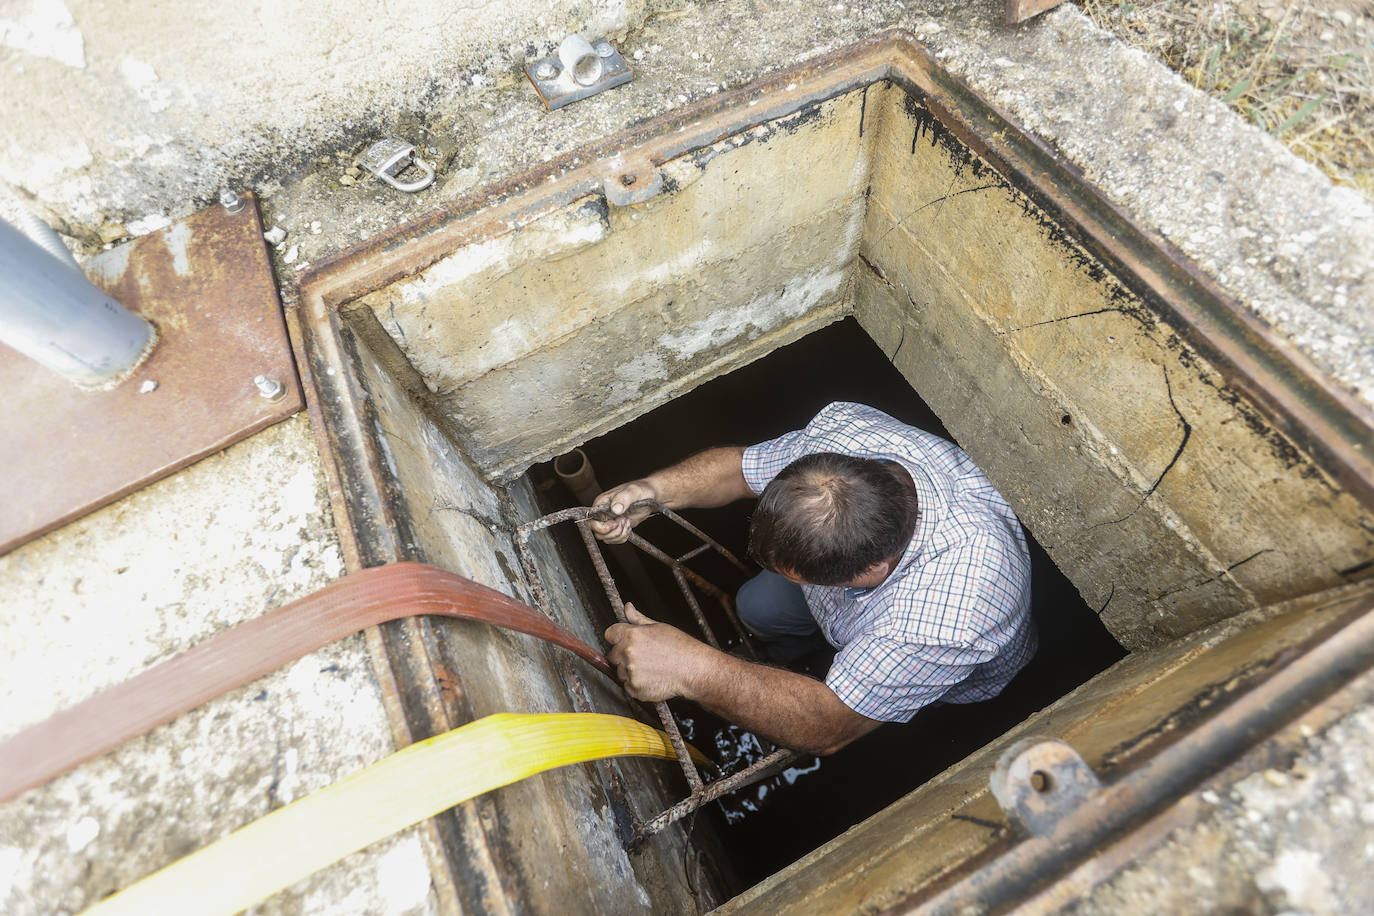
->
[604,604,713,702]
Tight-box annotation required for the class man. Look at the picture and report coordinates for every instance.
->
[593,401,1035,757]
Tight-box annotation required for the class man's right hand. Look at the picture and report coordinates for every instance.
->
[589,479,658,544]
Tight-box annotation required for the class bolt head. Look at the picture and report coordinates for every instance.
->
[219,188,244,213]
[595,40,614,58]
[253,374,286,400]
[535,60,557,80]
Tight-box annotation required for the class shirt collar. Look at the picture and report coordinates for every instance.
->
[843,456,936,601]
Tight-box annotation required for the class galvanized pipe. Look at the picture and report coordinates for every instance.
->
[0,217,156,388]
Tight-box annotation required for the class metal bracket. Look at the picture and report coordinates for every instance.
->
[525,35,633,110]
[356,137,436,193]
[0,193,301,555]
[990,737,1103,836]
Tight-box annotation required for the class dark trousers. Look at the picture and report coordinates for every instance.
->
[736,570,832,664]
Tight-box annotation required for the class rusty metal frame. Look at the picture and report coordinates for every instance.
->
[287,27,1374,912]
[513,500,798,842]
[887,596,1374,915]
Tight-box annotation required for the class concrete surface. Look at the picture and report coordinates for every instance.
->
[3,0,1373,913]
[0,416,441,915]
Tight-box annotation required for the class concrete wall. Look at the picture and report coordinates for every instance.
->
[338,312,719,912]
[348,91,871,479]
[855,84,1374,650]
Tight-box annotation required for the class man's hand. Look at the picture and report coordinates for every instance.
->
[604,603,712,702]
[604,604,882,755]
[589,481,658,544]
[587,447,753,544]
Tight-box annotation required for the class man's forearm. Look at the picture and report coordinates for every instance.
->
[644,446,752,510]
[681,649,878,756]
[605,606,880,755]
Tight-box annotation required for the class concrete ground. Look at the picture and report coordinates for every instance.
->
[1,0,1370,913]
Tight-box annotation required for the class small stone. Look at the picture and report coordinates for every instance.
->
[1200,790,1220,805]
[1263,768,1287,787]
[633,49,644,61]
[283,244,298,264]
[138,379,158,394]
[346,165,363,178]
[97,221,129,244]
[340,174,356,186]
[66,816,100,853]
[310,221,322,234]
[263,225,287,246]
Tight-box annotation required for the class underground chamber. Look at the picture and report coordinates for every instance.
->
[292,33,1374,914]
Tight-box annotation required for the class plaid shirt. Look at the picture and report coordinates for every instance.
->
[742,402,1036,722]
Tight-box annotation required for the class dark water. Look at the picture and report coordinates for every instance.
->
[535,318,1126,889]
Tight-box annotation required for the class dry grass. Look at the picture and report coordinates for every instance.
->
[1076,0,1374,197]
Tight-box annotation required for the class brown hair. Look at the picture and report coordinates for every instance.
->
[748,452,918,586]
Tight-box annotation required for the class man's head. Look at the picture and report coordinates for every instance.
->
[748,452,919,587]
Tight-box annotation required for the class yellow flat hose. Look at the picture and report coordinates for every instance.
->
[83,713,705,916]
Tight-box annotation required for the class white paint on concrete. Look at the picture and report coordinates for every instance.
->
[0,0,84,68]
[659,267,843,358]
[118,57,172,112]
[64,815,99,853]
[375,835,433,912]
[607,350,666,407]
[605,238,713,298]
[0,845,25,905]
[1256,848,1337,912]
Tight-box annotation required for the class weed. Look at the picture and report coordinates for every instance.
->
[1077,0,1373,197]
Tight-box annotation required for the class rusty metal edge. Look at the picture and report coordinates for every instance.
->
[1008,662,1374,913]
[280,292,466,914]
[883,597,1374,915]
[298,29,1374,514]
[289,293,528,914]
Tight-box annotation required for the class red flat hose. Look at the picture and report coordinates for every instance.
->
[0,561,611,803]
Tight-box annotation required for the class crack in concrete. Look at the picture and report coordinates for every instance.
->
[1079,363,1193,537]
[1149,548,1278,604]
[1097,583,1116,617]
[1002,306,1134,333]
[873,180,1003,249]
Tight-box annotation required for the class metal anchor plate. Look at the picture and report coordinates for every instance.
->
[526,36,633,110]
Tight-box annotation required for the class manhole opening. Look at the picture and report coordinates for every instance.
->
[527,317,1127,885]
[301,40,1374,913]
